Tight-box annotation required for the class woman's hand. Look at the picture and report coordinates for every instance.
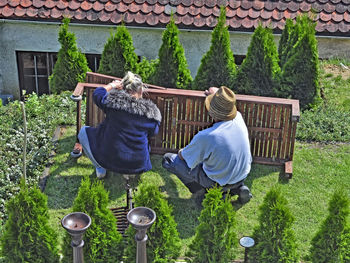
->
[105,80,122,92]
[204,87,219,96]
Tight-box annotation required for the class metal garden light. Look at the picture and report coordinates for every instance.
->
[239,236,255,263]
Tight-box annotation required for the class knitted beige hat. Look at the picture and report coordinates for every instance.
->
[205,86,237,121]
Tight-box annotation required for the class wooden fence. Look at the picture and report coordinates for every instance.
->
[71,72,300,178]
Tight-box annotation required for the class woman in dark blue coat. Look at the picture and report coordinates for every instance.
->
[78,72,161,178]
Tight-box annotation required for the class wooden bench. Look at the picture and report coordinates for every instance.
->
[71,72,300,179]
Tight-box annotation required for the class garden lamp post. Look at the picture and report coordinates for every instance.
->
[61,212,91,263]
[239,236,255,263]
[127,207,156,263]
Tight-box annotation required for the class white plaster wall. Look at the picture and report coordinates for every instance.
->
[1,20,349,99]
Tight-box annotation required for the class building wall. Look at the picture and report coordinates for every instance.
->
[1,20,350,99]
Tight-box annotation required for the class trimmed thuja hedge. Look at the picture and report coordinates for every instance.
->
[192,7,236,90]
[98,24,139,78]
[49,18,90,94]
[248,186,299,263]
[309,189,350,263]
[233,25,280,97]
[186,187,237,263]
[124,182,181,263]
[149,16,192,89]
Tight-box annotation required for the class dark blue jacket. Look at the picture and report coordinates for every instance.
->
[86,87,161,174]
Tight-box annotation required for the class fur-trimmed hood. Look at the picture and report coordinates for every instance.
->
[105,89,162,122]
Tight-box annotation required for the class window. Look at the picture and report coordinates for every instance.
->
[17,51,101,98]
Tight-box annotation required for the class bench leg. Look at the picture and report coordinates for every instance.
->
[284,161,293,179]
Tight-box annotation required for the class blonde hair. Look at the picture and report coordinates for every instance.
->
[121,71,146,94]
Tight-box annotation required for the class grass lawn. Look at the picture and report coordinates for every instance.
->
[45,126,350,262]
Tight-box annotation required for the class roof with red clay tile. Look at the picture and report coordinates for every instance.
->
[0,0,350,36]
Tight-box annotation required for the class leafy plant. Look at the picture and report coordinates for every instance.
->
[138,56,158,83]
[61,176,124,263]
[49,18,90,94]
[124,182,181,262]
[248,186,299,263]
[279,15,320,109]
[149,16,192,89]
[192,7,236,90]
[98,25,139,78]
[233,25,280,97]
[1,181,60,263]
[309,189,350,263]
[186,187,236,263]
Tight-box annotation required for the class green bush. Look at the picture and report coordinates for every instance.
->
[278,19,297,69]
[192,7,236,90]
[124,182,181,263]
[149,17,192,89]
[248,186,299,263]
[279,15,320,109]
[1,180,60,263]
[61,176,124,263]
[0,92,76,221]
[98,25,139,78]
[309,189,350,263]
[186,187,236,263]
[49,18,90,94]
[138,56,158,83]
[296,104,350,142]
[234,25,280,97]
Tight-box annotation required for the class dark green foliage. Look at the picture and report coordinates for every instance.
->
[61,177,124,263]
[233,25,280,97]
[138,56,158,83]
[309,189,350,263]
[98,25,139,78]
[49,18,90,94]
[278,19,296,68]
[248,186,299,263]
[124,182,181,263]
[279,15,320,109]
[149,17,192,89]
[192,7,236,90]
[1,180,60,263]
[186,187,236,263]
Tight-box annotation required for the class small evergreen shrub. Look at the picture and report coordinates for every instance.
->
[49,18,90,94]
[233,25,280,97]
[1,180,60,263]
[124,182,181,263]
[61,176,124,263]
[309,189,350,263]
[98,25,139,78]
[192,7,236,90]
[138,56,158,83]
[279,15,320,109]
[278,19,297,69]
[248,186,299,263]
[149,17,192,89]
[186,187,236,263]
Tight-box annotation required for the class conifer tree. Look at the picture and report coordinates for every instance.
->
[186,187,236,263]
[149,17,192,89]
[49,18,90,94]
[279,15,320,108]
[1,180,60,263]
[192,7,236,90]
[98,25,139,78]
[61,177,124,263]
[138,56,158,83]
[124,182,181,263]
[309,189,350,263]
[248,186,299,263]
[278,19,295,68]
[233,25,280,97]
